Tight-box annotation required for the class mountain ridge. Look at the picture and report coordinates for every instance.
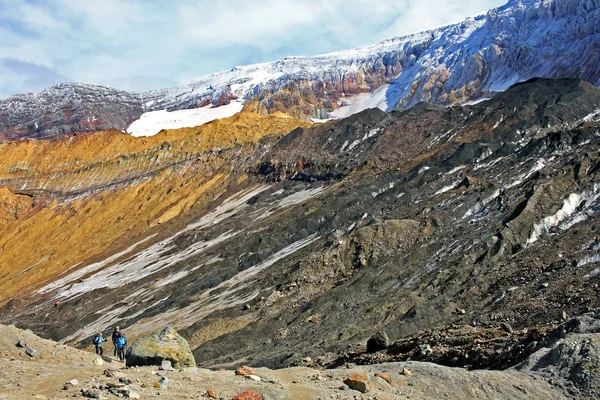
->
[1,0,599,140]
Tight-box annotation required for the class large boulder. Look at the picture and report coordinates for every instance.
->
[366,331,389,353]
[125,327,195,368]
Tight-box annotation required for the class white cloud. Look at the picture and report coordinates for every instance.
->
[0,0,508,97]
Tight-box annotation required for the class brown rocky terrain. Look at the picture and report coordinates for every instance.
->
[2,322,595,399]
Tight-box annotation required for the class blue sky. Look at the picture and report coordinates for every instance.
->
[0,0,507,97]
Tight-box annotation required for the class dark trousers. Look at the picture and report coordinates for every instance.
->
[113,342,118,356]
[95,345,103,356]
[117,347,125,361]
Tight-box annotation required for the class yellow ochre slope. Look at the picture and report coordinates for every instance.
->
[0,112,309,303]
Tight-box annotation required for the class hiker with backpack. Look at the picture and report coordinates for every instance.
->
[116,331,127,362]
[111,326,120,356]
[93,332,105,356]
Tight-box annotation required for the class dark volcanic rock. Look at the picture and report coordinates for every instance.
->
[366,331,390,353]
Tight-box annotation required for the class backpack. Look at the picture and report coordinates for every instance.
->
[94,336,101,345]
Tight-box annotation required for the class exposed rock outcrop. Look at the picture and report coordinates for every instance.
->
[126,327,195,368]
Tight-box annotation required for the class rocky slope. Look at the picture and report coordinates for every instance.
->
[1,79,600,400]
[3,319,600,399]
[1,0,599,140]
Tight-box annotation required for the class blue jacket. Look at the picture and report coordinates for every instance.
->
[94,336,105,346]
[116,336,127,349]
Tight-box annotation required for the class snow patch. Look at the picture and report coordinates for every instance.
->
[37,235,157,294]
[435,181,461,195]
[527,193,583,244]
[462,189,501,220]
[329,85,390,119]
[127,101,244,137]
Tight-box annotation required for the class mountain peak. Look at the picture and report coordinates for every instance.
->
[1,0,599,141]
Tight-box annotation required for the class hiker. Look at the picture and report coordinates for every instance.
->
[93,332,105,356]
[116,331,127,362]
[111,326,120,356]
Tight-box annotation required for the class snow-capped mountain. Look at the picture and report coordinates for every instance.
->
[1,0,599,140]
[142,0,599,116]
[0,83,143,141]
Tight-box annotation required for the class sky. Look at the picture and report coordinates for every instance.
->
[0,0,507,98]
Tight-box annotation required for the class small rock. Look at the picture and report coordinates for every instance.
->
[540,282,549,289]
[159,360,174,371]
[235,366,258,376]
[366,331,389,353]
[246,374,262,381]
[16,340,27,348]
[291,379,302,383]
[420,344,432,355]
[302,356,312,363]
[242,304,251,311]
[457,308,466,315]
[343,374,369,393]
[402,368,413,376]
[562,310,568,321]
[25,348,37,357]
[207,389,217,398]
[101,355,114,363]
[54,301,61,308]
[93,357,104,366]
[339,384,349,390]
[119,377,133,385]
[121,387,141,399]
[232,390,262,400]
[81,389,100,399]
[500,322,513,334]
[307,315,322,324]
[158,376,169,389]
[375,372,392,384]
[104,370,126,379]
[62,383,74,391]
[68,379,79,386]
